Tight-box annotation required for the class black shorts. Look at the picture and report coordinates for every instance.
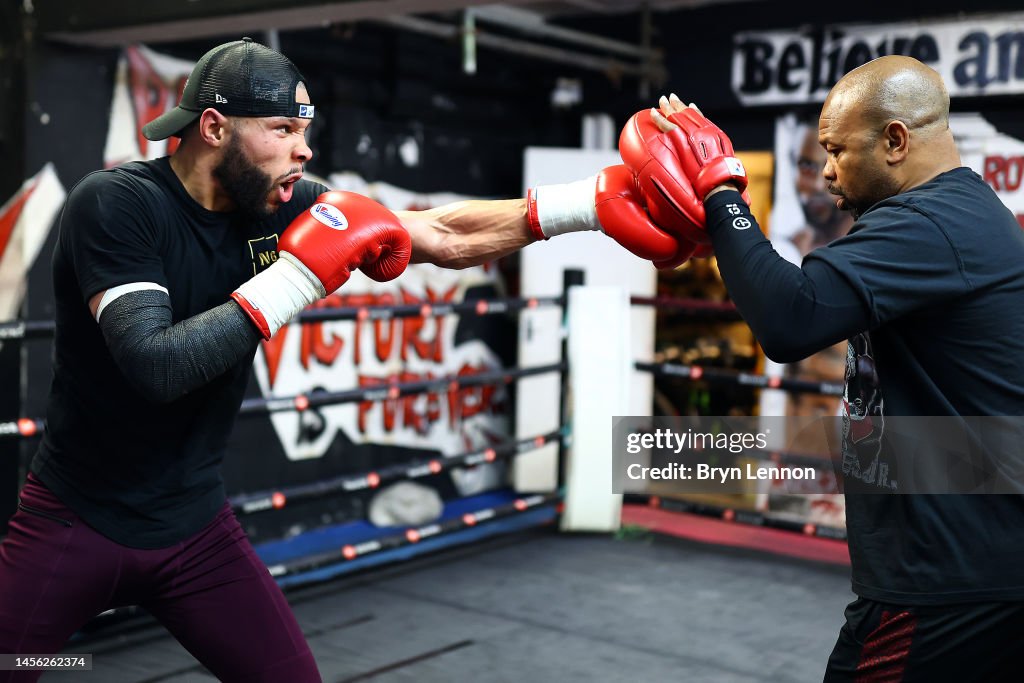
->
[824,597,1024,682]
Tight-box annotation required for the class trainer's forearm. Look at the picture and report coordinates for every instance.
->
[704,189,870,362]
[399,199,534,269]
[99,289,261,404]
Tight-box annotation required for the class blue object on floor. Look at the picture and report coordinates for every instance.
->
[253,489,559,589]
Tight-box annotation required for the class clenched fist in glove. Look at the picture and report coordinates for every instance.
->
[526,164,697,265]
[232,191,412,339]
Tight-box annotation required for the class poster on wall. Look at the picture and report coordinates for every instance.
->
[761,114,852,528]
[733,12,1024,106]
[102,44,510,486]
[950,113,1024,226]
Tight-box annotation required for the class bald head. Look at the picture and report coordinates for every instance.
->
[817,56,961,217]
[828,56,949,140]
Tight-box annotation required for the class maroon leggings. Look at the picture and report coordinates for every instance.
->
[0,474,321,682]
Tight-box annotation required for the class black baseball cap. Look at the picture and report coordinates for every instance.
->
[142,37,315,141]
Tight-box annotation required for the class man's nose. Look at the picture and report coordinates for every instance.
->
[822,158,836,181]
[295,138,313,163]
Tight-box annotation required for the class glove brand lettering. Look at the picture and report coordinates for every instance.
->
[310,203,349,230]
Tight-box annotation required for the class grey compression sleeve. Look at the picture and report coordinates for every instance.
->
[97,289,262,404]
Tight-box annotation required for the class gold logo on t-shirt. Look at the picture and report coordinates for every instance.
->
[247,234,280,275]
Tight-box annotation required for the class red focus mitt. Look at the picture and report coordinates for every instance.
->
[665,105,749,200]
[619,109,708,250]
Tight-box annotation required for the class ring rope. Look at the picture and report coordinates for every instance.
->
[231,429,565,514]
[636,361,844,397]
[1,363,566,439]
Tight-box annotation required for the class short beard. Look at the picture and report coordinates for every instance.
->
[844,167,902,221]
[213,135,275,218]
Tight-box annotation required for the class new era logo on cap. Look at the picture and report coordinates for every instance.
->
[298,104,315,119]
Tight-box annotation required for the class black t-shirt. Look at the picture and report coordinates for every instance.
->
[31,157,328,549]
[707,168,1024,604]
[807,168,1024,604]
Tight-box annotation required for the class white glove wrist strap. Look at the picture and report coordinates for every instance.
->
[533,175,600,238]
[233,253,324,337]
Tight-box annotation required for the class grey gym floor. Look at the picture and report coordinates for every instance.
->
[51,529,853,683]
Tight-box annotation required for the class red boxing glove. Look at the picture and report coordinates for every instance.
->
[595,165,696,263]
[665,106,748,200]
[526,165,696,265]
[619,110,708,248]
[278,191,411,293]
[233,192,411,339]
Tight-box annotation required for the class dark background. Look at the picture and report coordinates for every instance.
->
[3,1,1024,535]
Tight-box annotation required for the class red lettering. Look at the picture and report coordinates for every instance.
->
[357,363,501,435]
[299,297,345,371]
[400,285,458,363]
[357,376,379,433]
[267,289,506,434]
[447,363,499,428]
[357,375,398,433]
[374,293,397,362]
[401,292,438,362]
[399,371,441,435]
[334,293,375,364]
[984,155,1006,191]
[983,155,1024,193]
[261,326,289,388]
[1006,156,1024,192]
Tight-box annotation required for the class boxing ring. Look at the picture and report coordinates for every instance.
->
[0,277,854,681]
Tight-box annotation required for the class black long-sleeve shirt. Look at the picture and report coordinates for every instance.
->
[704,189,869,363]
[704,170,1024,604]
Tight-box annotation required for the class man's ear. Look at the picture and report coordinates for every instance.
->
[884,120,910,165]
[197,108,231,147]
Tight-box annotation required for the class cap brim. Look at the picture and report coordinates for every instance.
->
[142,107,202,141]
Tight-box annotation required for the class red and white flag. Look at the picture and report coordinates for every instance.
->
[0,163,66,323]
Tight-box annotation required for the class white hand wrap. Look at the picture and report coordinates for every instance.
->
[232,252,324,338]
[527,175,601,239]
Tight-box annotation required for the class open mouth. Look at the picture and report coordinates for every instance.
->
[277,173,303,203]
